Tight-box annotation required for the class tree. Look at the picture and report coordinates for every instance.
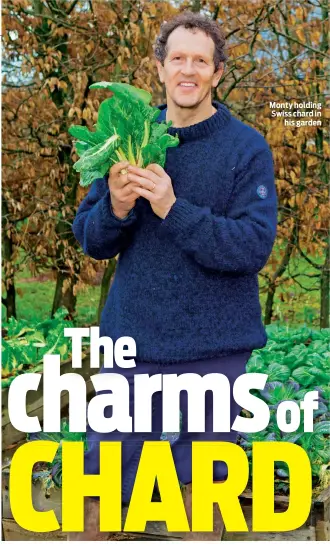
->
[2,0,175,319]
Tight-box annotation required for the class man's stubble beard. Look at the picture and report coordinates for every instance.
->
[171,88,213,111]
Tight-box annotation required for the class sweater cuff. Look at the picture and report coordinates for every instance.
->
[159,197,197,240]
[101,190,136,228]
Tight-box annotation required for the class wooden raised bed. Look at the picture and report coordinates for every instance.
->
[1,351,94,449]
[2,471,329,541]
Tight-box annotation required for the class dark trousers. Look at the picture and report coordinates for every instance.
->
[84,351,252,504]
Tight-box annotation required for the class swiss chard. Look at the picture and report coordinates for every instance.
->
[69,82,180,186]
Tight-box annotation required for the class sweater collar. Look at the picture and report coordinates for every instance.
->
[156,101,231,142]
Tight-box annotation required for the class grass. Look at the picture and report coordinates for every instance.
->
[2,251,101,326]
[12,280,101,326]
[2,244,325,328]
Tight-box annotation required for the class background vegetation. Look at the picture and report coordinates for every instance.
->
[2,0,329,329]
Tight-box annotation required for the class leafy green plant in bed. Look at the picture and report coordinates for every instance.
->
[241,325,330,495]
[1,307,78,388]
[69,82,180,187]
[27,419,88,495]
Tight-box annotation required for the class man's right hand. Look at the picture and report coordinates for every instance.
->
[108,161,139,219]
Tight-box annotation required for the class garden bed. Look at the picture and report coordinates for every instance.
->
[1,308,94,449]
[239,325,330,497]
[1,351,94,449]
[2,324,329,540]
[2,470,328,541]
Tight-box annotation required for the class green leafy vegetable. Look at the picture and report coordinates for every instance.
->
[1,307,79,388]
[267,363,291,382]
[242,325,330,495]
[292,366,317,387]
[69,81,180,186]
[28,419,88,493]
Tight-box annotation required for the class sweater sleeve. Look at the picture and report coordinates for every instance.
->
[158,144,278,274]
[72,175,137,260]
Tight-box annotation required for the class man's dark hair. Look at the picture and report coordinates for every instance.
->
[154,11,227,72]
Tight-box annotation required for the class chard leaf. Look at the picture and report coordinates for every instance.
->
[73,134,120,172]
[149,122,170,143]
[80,162,111,187]
[75,141,90,156]
[141,142,163,167]
[309,367,330,384]
[141,133,179,168]
[68,125,108,146]
[90,81,152,104]
[69,82,180,185]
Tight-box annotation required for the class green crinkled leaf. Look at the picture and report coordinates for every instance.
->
[75,141,90,156]
[53,307,70,321]
[283,344,309,370]
[308,340,328,353]
[246,354,266,373]
[267,363,291,382]
[311,328,330,342]
[262,350,285,365]
[267,384,296,405]
[68,125,108,146]
[73,134,120,172]
[5,318,35,339]
[306,352,326,368]
[90,81,152,104]
[294,388,312,401]
[16,345,37,365]
[2,342,18,376]
[148,121,170,143]
[26,331,46,345]
[312,421,330,435]
[2,309,75,387]
[141,133,179,167]
[292,366,317,387]
[80,162,111,187]
[309,366,330,384]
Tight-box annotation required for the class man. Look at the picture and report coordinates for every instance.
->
[70,11,278,541]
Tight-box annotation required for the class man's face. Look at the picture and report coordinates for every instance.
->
[156,26,223,109]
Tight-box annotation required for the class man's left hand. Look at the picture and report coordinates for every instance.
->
[127,164,176,219]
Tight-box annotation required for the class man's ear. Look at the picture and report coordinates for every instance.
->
[212,62,224,88]
[156,59,165,83]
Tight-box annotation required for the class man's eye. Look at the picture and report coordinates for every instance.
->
[198,59,206,63]
[173,56,181,60]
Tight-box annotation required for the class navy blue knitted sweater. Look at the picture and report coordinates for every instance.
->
[72,101,278,363]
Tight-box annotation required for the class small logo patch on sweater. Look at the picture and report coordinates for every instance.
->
[257,185,268,199]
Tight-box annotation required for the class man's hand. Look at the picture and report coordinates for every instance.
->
[127,163,176,219]
[108,161,140,219]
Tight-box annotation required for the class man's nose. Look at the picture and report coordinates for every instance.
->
[181,59,196,75]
